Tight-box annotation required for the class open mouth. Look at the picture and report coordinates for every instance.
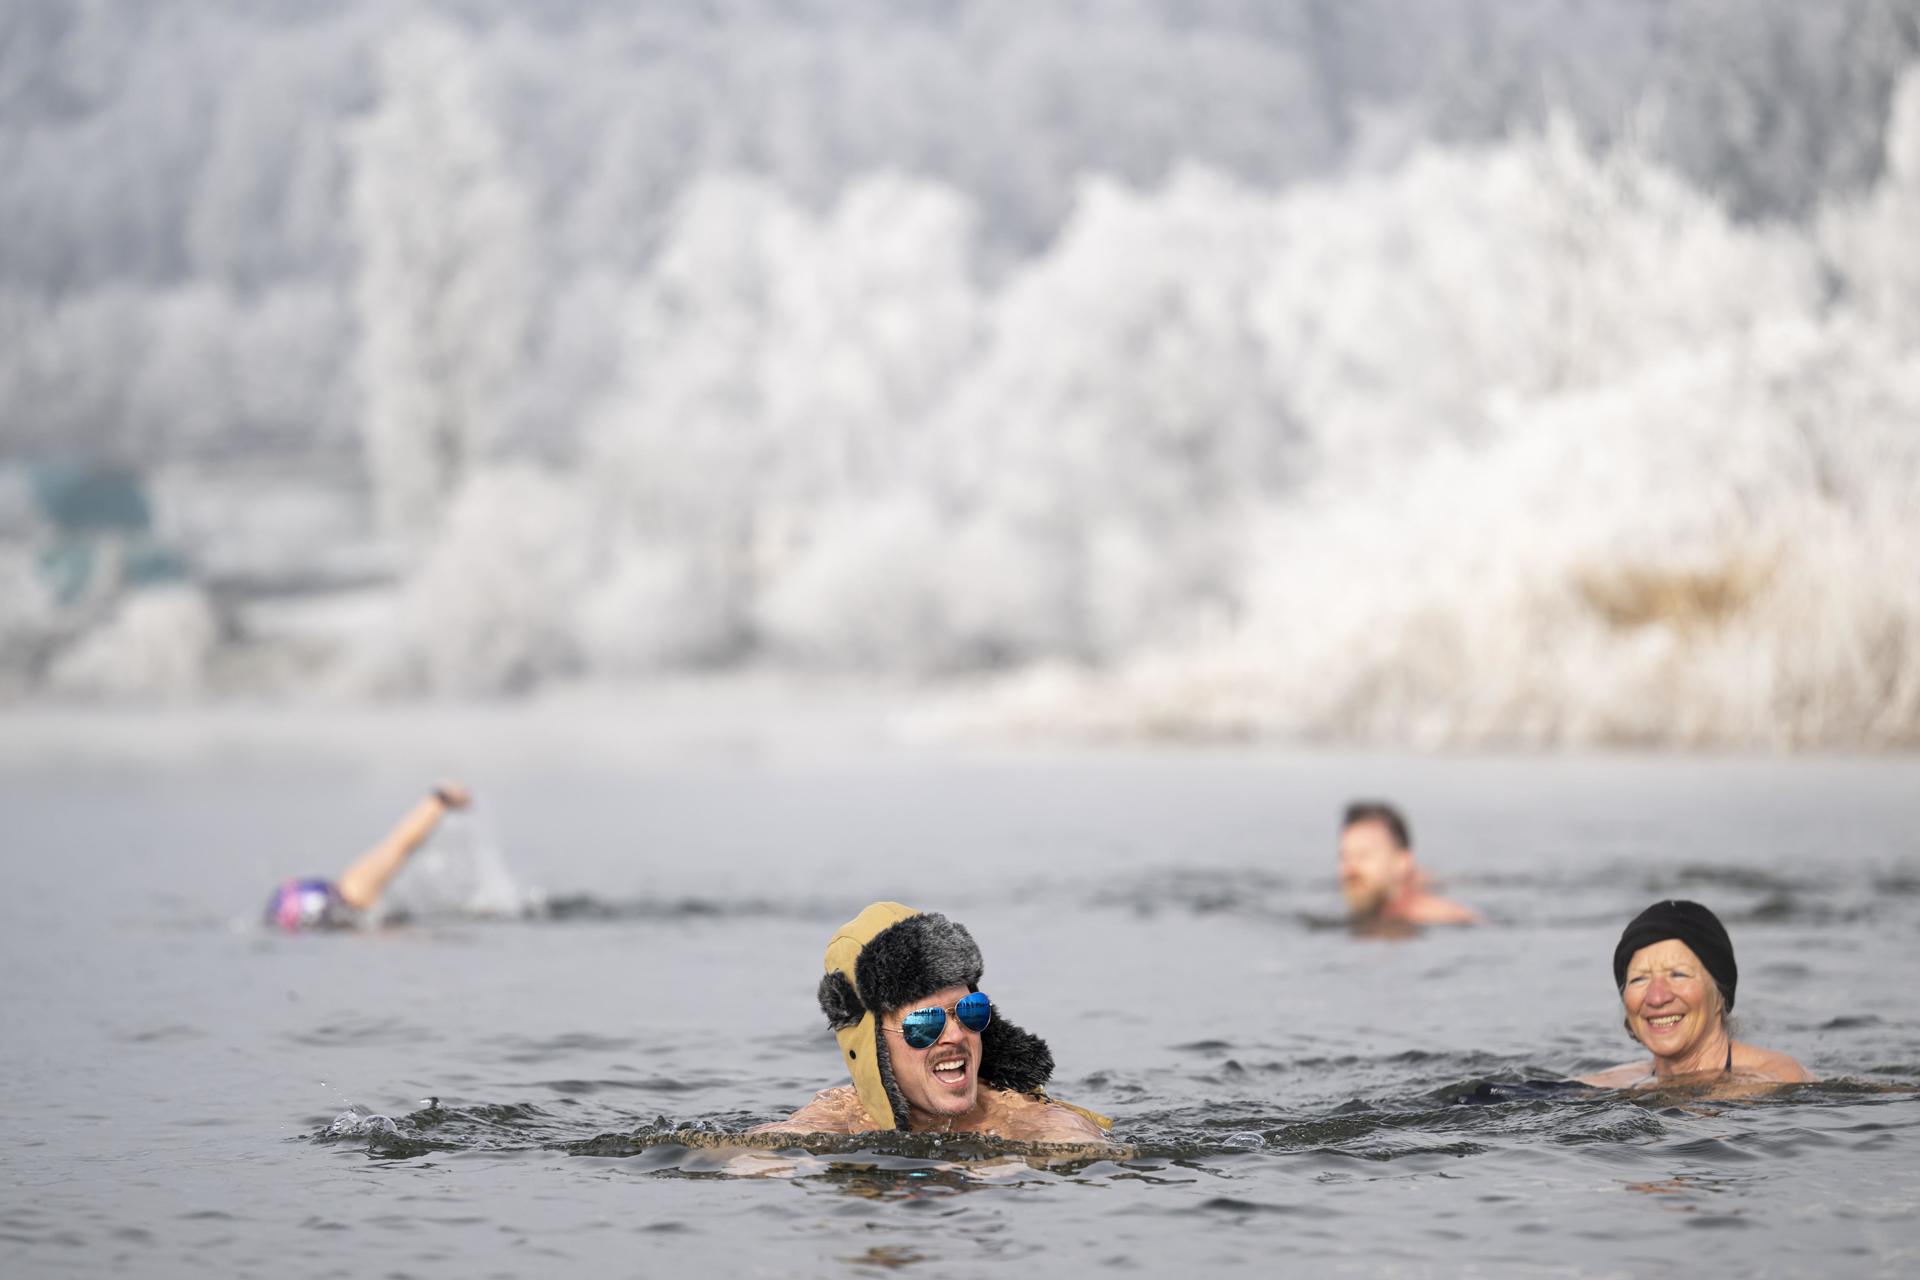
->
[929,1053,971,1089]
[1645,1013,1686,1031]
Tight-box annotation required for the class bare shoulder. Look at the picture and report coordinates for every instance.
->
[1405,894,1481,926]
[1734,1045,1815,1083]
[986,1091,1111,1143]
[1030,1102,1112,1144]
[1578,1060,1652,1088]
[746,1086,871,1135]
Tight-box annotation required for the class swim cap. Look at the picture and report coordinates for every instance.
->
[1611,899,1737,1012]
[266,878,346,931]
[816,902,1059,1130]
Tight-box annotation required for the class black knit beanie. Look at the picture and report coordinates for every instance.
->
[1611,899,1738,1012]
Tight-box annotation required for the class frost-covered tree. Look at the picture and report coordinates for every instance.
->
[584,172,983,665]
[1822,66,1920,339]
[349,15,533,541]
[187,27,360,290]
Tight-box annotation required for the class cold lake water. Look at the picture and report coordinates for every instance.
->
[2,698,1917,1277]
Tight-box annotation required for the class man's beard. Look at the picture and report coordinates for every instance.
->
[1344,884,1389,917]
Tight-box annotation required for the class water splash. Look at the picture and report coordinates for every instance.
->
[307,1077,1918,1173]
[384,811,528,920]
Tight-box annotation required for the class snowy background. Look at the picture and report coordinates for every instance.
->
[2,0,1917,748]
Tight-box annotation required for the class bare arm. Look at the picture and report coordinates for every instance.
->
[1403,893,1481,925]
[745,1087,870,1136]
[983,1091,1115,1144]
[1024,1103,1112,1144]
[1734,1047,1816,1083]
[335,783,470,910]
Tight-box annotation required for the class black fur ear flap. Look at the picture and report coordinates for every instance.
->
[869,1024,912,1127]
[817,970,865,1030]
[977,1006,1054,1095]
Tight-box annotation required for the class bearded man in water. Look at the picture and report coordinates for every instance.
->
[750,902,1113,1144]
[1338,800,1479,928]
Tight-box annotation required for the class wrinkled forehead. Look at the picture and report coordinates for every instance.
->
[1626,937,1705,973]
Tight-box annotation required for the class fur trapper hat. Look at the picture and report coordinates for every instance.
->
[817,902,1057,1130]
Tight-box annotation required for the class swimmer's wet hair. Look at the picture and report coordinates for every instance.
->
[1343,800,1411,849]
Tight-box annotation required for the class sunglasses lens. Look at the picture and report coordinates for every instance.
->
[956,991,992,1032]
[900,1007,945,1050]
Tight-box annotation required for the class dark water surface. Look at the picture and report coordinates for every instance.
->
[3,706,1917,1276]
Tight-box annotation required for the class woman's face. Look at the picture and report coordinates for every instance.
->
[1621,938,1723,1062]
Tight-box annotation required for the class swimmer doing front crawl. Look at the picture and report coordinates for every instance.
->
[751,902,1115,1144]
[265,782,471,930]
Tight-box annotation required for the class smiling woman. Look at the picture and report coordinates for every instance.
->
[1580,899,1814,1088]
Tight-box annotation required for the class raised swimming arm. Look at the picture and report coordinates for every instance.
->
[334,782,471,910]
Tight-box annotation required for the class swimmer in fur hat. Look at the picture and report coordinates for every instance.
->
[751,903,1114,1143]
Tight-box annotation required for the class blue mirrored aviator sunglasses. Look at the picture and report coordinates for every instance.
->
[896,991,992,1050]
